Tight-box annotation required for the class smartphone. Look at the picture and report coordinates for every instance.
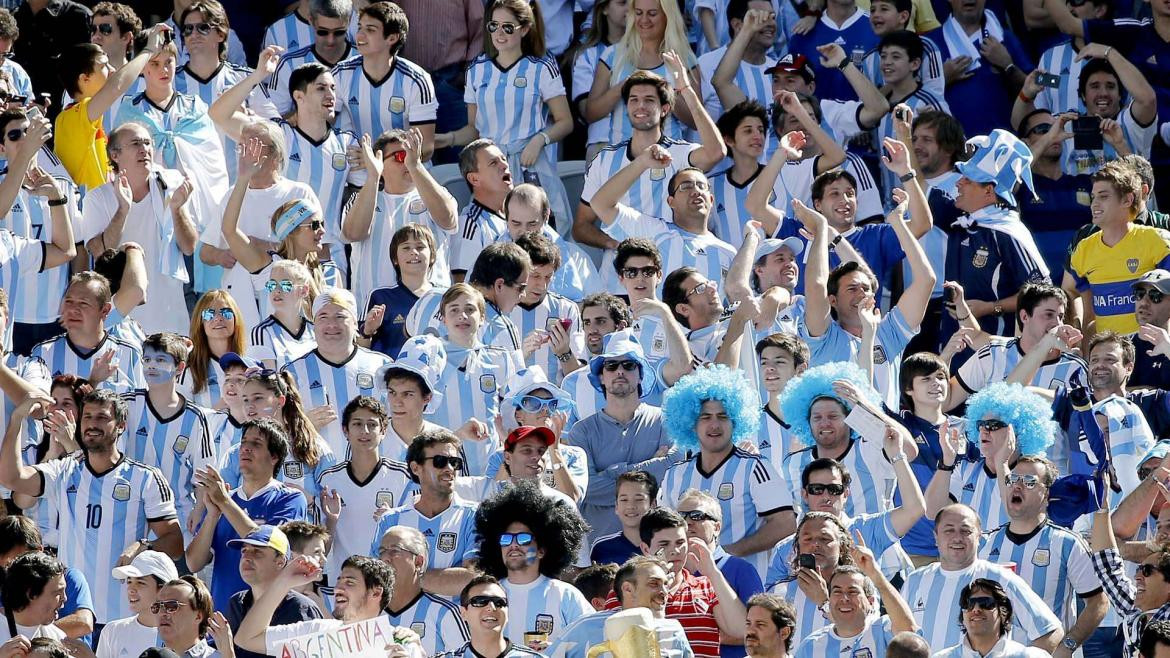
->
[162,30,173,44]
[1072,115,1103,151]
[25,105,42,122]
[894,106,908,122]
[944,287,955,303]
[1035,72,1061,89]
[798,554,816,569]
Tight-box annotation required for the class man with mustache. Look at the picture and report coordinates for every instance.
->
[743,594,796,658]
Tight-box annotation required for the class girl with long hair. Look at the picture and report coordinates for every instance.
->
[178,289,245,409]
[584,0,699,144]
[434,0,575,225]
[248,259,317,370]
[569,0,629,158]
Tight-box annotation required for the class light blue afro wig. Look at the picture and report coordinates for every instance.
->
[779,361,881,447]
[662,364,761,453]
[964,382,1057,456]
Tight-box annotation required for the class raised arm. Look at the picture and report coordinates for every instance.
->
[852,533,918,633]
[591,144,671,225]
[340,135,384,242]
[166,175,197,256]
[236,556,323,653]
[27,165,76,268]
[405,128,458,231]
[210,46,282,141]
[743,131,805,235]
[110,244,148,315]
[818,44,890,129]
[1006,326,1080,385]
[925,424,964,518]
[89,24,171,122]
[664,51,725,170]
[690,539,748,642]
[711,9,771,110]
[779,90,846,174]
[880,133,932,238]
[1042,0,1087,38]
[631,299,694,387]
[796,198,831,337]
[221,140,275,273]
[1078,43,1157,125]
[887,186,936,330]
[0,393,51,498]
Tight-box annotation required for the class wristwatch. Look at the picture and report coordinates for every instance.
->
[993,303,1004,315]
[898,170,916,183]
[837,58,852,71]
[937,460,956,472]
[1061,637,1080,651]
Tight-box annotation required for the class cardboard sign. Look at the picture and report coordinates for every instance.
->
[278,616,399,658]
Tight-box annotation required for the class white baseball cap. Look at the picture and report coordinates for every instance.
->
[111,550,179,582]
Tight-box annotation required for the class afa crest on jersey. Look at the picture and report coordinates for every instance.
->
[717,482,734,500]
[438,532,457,553]
[534,614,554,634]
[479,374,497,393]
[357,372,375,389]
[113,481,132,501]
[389,96,406,113]
[173,435,189,455]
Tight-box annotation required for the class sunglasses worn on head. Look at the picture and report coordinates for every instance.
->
[499,532,535,547]
[1136,288,1167,304]
[962,596,997,611]
[518,395,562,414]
[680,509,719,523]
[976,419,1008,432]
[1004,473,1042,489]
[621,266,660,279]
[265,279,295,293]
[90,23,114,35]
[182,22,214,36]
[421,454,464,471]
[150,600,188,614]
[201,307,235,322]
[467,595,508,608]
[602,360,639,372]
[486,21,518,34]
[805,483,846,496]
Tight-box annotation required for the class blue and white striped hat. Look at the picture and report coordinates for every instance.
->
[380,334,446,412]
[955,129,1037,207]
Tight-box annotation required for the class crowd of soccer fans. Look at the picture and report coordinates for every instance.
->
[7,0,1170,657]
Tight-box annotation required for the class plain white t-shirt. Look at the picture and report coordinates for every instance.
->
[96,615,158,658]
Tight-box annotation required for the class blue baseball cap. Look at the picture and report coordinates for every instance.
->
[219,352,260,371]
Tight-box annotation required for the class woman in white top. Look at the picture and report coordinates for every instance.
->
[568,0,629,159]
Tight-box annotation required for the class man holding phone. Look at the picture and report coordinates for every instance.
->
[509,231,585,383]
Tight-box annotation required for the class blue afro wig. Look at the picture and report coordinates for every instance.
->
[964,382,1057,456]
[662,364,761,453]
[779,361,881,447]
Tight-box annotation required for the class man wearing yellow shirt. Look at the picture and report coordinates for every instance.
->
[1066,161,1170,336]
[54,23,171,192]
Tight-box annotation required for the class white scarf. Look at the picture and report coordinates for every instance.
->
[942,10,1005,73]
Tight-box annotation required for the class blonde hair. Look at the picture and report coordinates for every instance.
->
[270,200,326,295]
[270,258,316,317]
[609,0,694,85]
[188,290,246,395]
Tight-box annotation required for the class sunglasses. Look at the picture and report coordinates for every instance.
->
[467,595,508,608]
[265,279,295,293]
[486,21,519,34]
[384,150,407,163]
[805,483,847,496]
[90,23,114,35]
[1025,123,1052,138]
[498,532,535,547]
[5,127,25,142]
[976,419,1008,433]
[297,219,325,232]
[686,281,714,298]
[150,600,188,614]
[1135,288,1167,304]
[421,454,464,471]
[602,360,639,373]
[1140,563,1165,578]
[245,367,279,380]
[182,22,214,36]
[680,510,718,523]
[0,93,26,105]
[518,395,562,414]
[962,596,997,611]
[201,308,235,322]
[1004,473,1042,489]
[621,266,660,279]
[315,28,348,38]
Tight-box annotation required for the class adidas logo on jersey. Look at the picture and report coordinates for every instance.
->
[309,380,323,389]
[66,485,77,493]
[11,203,21,212]
[289,153,302,163]
[963,483,976,492]
[137,426,149,436]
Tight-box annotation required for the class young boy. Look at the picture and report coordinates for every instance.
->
[591,470,658,566]
[99,551,179,658]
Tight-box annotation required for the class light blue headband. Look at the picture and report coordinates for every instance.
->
[273,200,318,242]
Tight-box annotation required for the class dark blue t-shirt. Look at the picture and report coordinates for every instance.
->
[364,284,421,358]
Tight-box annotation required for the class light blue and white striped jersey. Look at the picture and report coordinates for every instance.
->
[595,48,688,143]
[36,453,176,623]
[246,315,317,369]
[572,42,610,146]
[316,458,416,579]
[281,346,393,457]
[793,614,896,658]
[1084,395,1156,498]
[347,188,455,309]
[801,307,917,407]
[688,316,764,395]
[766,510,909,588]
[439,643,543,658]
[0,228,45,341]
[860,33,946,97]
[758,406,795,475]
[265,44,355,116]
[0,352,50,540]
[769,576,832,644]
[955,336,1087,398]
[708,164,764,246]
[697,46,775,121]
[275,119,365,247]
[175,359,225,410]
[782,436,895,518]
[403,288,447,340]
[548,611,695,658]
[333,55,437,138]
[429,344,516,475]
[501,574,594,645]
[219,435,338,514]
[507,292,584,384]
[1061,100,1157,176]
[484,444,589,499]
[0,149,78,325]
[900,559,1063,650]
[602,204,736,296]
[948,458,1009,531]
[262,11,315,53]
[659,447,795,580]
[875,87,948,202]
[381,419,460,465]
[386,592,470,657]
[369,497,480,569]
[1033,40,1086,115]
[120,391,217,540]
[979,520,1101,625]
[204,410,245,462]
[451,200,506,275]
[464,53,565,146]
[32,333,145,394]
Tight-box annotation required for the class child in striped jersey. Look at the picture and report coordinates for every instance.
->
[248,260,317,370]
[755,334,808,472]
[509,232,586,385]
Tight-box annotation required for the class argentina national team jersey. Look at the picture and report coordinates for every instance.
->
[601,204,736,297]
[860,33,946,97]
[32,333,145,394]
[316,458,416,579]
[369,497,480,569]
[696,46,775,120]
[501,575,594,645]
[708,164,764,246]
[782,437,895,518]
[949,458,1009,532]
[507,293,585,385]
[120,391,217,540]
[572,42,610,146]
[275,119,365,248]
[1034,41,1087,115]
[900,559,1062,650]
[281,346,392,457]
[36,453,176,623]
[770,576,832,644]
[429,344,517,475]
[219,436,338,510]
[875,87,949,201]
[332,55,437,138]
[262,11,314,53]
[175,358,226,409]
[766,510,906,589]
[174,62,275,180]
[955,336,1087,397]
[659,447,794,580]
[0,228,45,342]
[801,307,917,407]
[758,406,795,474]
[266,44,355,116]
[979,521,1102,625]
[247,316,317,369]
[1061,101,1157,176]
[793,614,896,658]
[386,592,470,657]
[451,200,506,275]
[439,642,542,658]
[464,53,564,147]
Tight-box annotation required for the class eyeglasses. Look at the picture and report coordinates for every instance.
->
[686,281,714,298]
[315,28,348,38]
[976,419,1008,433]
[1004,473,1042,489]
[602,360,639,373]
[486,21,519,34]
[517,395,563,414]
[377,545,419,560]
[804,483,847,496]
[5,127,25,143]
[90,23,115,35]
[297,219,325,232]
[384,150,408,163]
[679,509,719,523]
[1135,288,1167,304]
[621,266,660,279]
[1139,563,1165,578]
[467,595,508,608]
[961,596,997,611]
[421,454,464,471]
[674,180,710,193]
[200,308,236,322]
[182,22,214,36]
[265,279,296,293]
[1025,123,1052,138]
[150,600,189,614]
[498,532,535,547]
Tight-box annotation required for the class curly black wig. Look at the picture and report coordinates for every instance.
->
[474,480,590,579]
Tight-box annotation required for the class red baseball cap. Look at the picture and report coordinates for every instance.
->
[505,425,556,449]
